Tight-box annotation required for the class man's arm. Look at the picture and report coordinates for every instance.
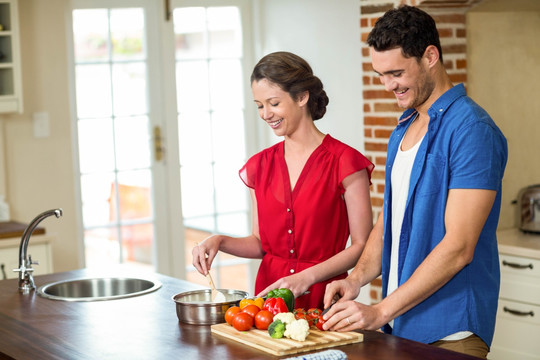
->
[323,188,496,331]
[370,188,496,327]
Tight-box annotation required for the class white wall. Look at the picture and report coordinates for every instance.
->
[254,0,371,305]
[468,0,540,229]
[253,0,365,153]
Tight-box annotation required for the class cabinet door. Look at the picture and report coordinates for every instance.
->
[499,254,540,304]
[0,0,23,113]
[0,243,52,280]
[490,299,540,360]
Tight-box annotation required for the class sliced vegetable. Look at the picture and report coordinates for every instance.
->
[267,288,295,312]
[268,319,286,339]
[263,297,289,315]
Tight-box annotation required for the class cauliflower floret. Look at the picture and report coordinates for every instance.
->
[273,312,296,325]
[284,319,310,342]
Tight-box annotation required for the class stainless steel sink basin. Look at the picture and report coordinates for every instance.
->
[37,277,162,301]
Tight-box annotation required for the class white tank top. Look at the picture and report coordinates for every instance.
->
[388,134,424,300]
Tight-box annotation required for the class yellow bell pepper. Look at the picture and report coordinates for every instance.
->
[239,297,265,310]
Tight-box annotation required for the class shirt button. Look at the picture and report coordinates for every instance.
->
[288,229,292,234]
[290,269,295,274]
[287,208,291,212]
[290,249,294,254]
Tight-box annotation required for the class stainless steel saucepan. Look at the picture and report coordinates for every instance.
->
[172,289,248,325]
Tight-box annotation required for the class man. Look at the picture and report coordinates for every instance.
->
[321,5,507,359]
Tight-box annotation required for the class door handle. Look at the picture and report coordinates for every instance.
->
[503,306,534,317]
[154,126,164,162]
[502,260,533,270]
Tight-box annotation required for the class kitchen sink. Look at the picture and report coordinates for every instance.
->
[37,277,162,301]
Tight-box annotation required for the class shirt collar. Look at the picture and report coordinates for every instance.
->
[396,83,467,126]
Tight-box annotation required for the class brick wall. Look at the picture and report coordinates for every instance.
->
[360,0,484,304]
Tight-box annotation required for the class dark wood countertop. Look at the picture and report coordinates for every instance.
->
[0,269,480,360]
[0,221,44,240]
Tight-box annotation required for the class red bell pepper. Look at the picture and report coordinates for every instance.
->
[263,297,288,315]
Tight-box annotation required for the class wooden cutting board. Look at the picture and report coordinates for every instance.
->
[211,323,363,356]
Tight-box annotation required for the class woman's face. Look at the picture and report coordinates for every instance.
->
[251,78,308,137]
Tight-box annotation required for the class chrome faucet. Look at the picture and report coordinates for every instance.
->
[14,208,63,293]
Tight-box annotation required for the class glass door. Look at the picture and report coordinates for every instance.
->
[171,0,254,290]
[72,3,158,272]
[70,0,254,291]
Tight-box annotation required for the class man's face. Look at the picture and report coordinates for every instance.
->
[370,47,434,110]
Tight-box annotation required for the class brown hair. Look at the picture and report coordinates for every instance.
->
[250,51,329,120]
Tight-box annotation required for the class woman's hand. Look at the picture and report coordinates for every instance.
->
[256,273,310,299]
[192,235,221,275]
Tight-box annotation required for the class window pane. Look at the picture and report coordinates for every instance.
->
[76,64,112,118]
[209,59,243,110]
[180,164,214,218]
[218,264,249,291]
[73,9,109,62]
[112,62,147,116]
[176,60,209,111]
[208,7,242,58]
[121,223,153,264]
[117,170,153,220]
[174,7,206,59]
[217,213,249,236]
[78,118,115,173]
[84,228,120,268]
[178,112,212,165]
[115,116,151,170]
[214,161,247,214]
[184,216,215,233]
[80,172,116,227]
[110,8,145,61]
[211,110,245,162]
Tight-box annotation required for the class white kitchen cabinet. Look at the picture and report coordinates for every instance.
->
[0,0,22,113]
[0,234,53,280]
[490,244,540,360]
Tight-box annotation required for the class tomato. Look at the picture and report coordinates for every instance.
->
[254,310,274,330]
[242,304,260,318]
[307,308,322,320]
[294,308,308,321]
[232,312,253,331]
[224,306,241,326]
[315,315,326,331]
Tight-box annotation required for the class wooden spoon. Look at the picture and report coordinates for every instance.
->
[206,272,226,303]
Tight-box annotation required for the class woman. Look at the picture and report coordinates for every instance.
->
[192,51,374,309]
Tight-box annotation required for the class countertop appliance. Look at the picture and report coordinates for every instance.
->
[517,184,540,233]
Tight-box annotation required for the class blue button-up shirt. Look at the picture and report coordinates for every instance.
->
[381,84,508,346]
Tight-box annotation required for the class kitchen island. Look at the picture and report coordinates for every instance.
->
[0,268,480,360]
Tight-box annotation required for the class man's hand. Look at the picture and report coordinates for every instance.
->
[323,278,361,310]
[321,300,388,332]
